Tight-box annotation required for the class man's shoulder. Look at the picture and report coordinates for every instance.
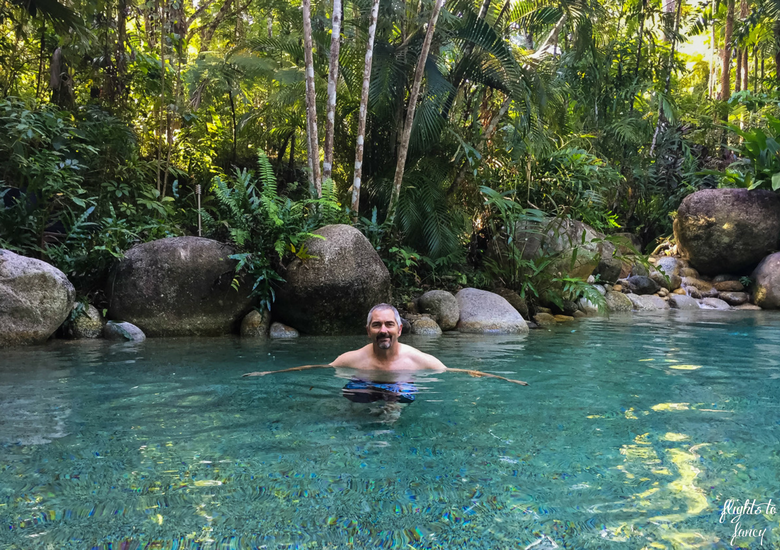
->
[331,345,372,366]
[399,343,446,369]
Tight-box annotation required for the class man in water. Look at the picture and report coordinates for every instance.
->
[243,303,527,406]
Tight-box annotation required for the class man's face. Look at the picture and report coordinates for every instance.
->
[367,309,402,350]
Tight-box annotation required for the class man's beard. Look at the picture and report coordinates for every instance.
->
[377,333,392,349]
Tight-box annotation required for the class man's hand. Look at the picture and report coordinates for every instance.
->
[242,371,270,377]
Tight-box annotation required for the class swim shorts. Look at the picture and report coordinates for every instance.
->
[342,379,417,403]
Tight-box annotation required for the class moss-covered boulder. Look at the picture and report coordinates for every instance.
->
[0,249,75,347]
[752,252,780,309]
[673,189,780,275]
[107,237,253,336]
[274,225,391,334]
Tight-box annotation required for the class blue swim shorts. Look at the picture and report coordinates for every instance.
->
[342,379,417,403]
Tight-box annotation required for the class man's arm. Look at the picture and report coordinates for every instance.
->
[416,350,528,386]
[242,364,334,377]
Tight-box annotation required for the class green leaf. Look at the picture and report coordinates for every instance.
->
[773,173,780,192]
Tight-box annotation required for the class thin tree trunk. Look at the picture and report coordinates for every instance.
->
[775,21,780,80]
[753,45,758,93]
[323,0,343,181]
[742,48,748,91]
[709,0,718,98]
[157,0,166,193]
[288,133,296,172]
[630,0,647,111]
[720,0,734,103]
[36,20,45,100]
[650,0,683,155]
[386,0,445,225]
[301,0,321,195]
[735,48,742,92]
[117,0,128,100]
[351,0,380,219]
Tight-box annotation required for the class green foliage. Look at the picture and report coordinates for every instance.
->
[716,116,780,191]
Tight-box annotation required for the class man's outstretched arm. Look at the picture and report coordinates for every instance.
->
[242,364,334,377]
[419,353,528,386]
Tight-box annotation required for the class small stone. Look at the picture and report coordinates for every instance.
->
[681,277,715,292]
[734,303,762,310]
[630,263,649,277]
[67,304,105,339]
[612,284,623,292]
[533,313,557,326]
[620,276,660,295]
[587,275,596,284]
[241,309,271,338]
[669,295,700,310]
[572,310,586,318]
[411,317,442,336]
[537,307,552,314]
[554,314,574,322]
[700,297,731,310]
[605,284,613,291]
[714,280,744,292]
[270,322,299,338]
[672,288,687,295]
[718,291,748,306]
[680,267,700,278]
[104,321,146,342]
[605,291,632,312]
[657,288,669,297]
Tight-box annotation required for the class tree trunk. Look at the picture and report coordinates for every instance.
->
[742,48,748,91]
[288,133,296,172]
[301,0,321,196]
[735,48,742,92]
[323,0,343,181]
[386,0,445,225]
[720,0,734,103]
[117,0,128,100]
[351,0,380,218]
[708,0,718,98]
[630,0,647,111]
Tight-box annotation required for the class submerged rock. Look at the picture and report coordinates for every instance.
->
[417,290,459,330]
[107,237,253,336]
[674,188,780,275]
[104,321,146,341]
[456,288,528,334]
[275,225,391,334]
[751,252,780,309]
[410,316,442,336]
[626,293,670,311]
[735,303,762,311]
[0,249,75,347]
[669,295,700,310]
[533,312,557,326]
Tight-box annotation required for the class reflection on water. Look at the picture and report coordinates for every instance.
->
[1,311,780,549]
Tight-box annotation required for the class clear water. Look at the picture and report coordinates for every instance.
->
[2,311,780,550]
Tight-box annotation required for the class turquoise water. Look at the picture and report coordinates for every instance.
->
[2,311,780,549]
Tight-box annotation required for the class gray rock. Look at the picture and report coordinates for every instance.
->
[241,309,271,338]
[655,256,683,278]
[681,276,718,297]
[669,294,701,310]
[735,303,762,310]
[680,267,700,278]
[594,255,623,283]
[651,258,683,291]
[67,304,105,339]
[605,291,633,312]
[107,237,253,336]
[494,288,529,319]
[513,218,615,279]
[712,274,740,283]
[718,291,749,306]
[275,225,391,334]
[417,290,459,330]
[410,317,442,336]
[456,288,529,334]
[0,249,75,347]
[270,322,299,338]
[629,262,650,277]
[674,188,780,275]
[751,252,780,309]
[626,293,670,311]
[700,297,731,310]
[104,321,146,341]
[572,310,587,318]
[577,297,600,315]
[620,276,660,295]
[593,284,607,295]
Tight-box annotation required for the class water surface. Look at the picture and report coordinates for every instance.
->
[2,311,780,549]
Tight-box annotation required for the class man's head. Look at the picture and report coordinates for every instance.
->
[366,303,402,350]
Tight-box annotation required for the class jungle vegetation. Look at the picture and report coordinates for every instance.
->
[1,0,779,308]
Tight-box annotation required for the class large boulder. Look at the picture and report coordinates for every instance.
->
[417,290,459,330]
[752,252,780,309]
[513,218,616,280]
[106,237,253,336]
[673,189,780,275]
[274,225,391,334]
[0,250,75,347]
[626,293,670,311]
[456,288,528,334]
[605,291,633,312]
